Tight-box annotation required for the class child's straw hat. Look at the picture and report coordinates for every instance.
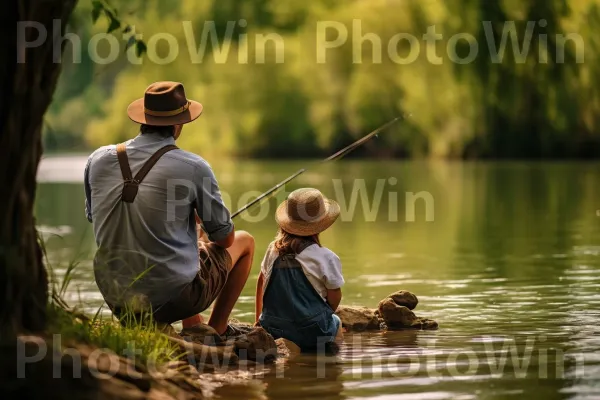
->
[275,188,340,236]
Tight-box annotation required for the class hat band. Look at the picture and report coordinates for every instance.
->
[144,102,190,117]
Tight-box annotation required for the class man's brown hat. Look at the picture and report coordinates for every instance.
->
[127,81,203,126]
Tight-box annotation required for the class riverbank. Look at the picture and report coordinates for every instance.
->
[7,290,437,399]
[10,305,271,399]
[8,305,201,399]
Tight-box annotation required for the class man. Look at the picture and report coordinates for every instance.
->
[84,81,254,336]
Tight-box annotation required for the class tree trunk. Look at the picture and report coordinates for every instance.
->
[0,0,77,338]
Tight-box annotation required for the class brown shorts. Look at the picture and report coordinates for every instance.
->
[152,241,232,324]
[112,241,232,325]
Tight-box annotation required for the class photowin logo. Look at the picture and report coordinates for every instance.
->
[166,177,435,224]
[17,19,585,66]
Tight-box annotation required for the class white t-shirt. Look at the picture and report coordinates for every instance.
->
[261,242,345,299]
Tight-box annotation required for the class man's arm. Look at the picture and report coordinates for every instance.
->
[216,230,235,248]
[194,163,234,246]
[195,212,234,248]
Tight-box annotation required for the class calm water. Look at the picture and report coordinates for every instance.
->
[37,157,600,399]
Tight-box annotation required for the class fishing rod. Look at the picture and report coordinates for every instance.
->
[231,116,404,219]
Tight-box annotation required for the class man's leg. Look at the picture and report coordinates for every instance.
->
[208,231,255,335]
[181,313,204,329]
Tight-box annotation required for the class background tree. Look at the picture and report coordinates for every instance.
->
[0,0,144,338]
[68,0,599,159]
[0,0,78,338]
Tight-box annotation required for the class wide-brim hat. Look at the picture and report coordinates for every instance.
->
[275,188,340,236]
[127,81,203,126]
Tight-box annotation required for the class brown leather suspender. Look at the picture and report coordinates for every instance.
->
[116,143,178,203]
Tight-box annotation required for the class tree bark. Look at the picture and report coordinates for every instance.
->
[0,0,77,339]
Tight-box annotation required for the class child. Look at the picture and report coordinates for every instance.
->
[255,188,344,352]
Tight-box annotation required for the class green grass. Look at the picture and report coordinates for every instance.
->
[47,305,181,366]
[39,231,182,367]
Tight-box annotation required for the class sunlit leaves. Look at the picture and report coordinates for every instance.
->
[90,0,145,55]
[46,0,600,158]
[135,40,147,57]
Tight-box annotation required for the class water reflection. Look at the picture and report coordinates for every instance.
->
[36,160,600,399]
[263,354,346,400]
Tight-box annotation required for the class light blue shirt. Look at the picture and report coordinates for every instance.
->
[84,131,233,307]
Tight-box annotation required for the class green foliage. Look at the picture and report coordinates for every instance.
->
[45,0,600,159]
[47,305,181,366]
[91,0,145,50]
[40,232,180,367]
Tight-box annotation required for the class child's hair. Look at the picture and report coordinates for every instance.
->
[274,228,320,255]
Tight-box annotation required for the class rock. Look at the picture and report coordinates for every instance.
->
[376,290,438,330]
[98,377,151,399]
[389,290,418,310]
[180,324,221,345]
[408,318,439,330]
[178,323,278,363]
[378,298,418,328]
[8,336,205,400]
[275,338,301,358]
[335,306,381,331]
[332,292,435,332]
[151,361,197,380]
[377,298,438,330]
[75,343,151,391]
[233,328,278,363]
[228,321,255,335]
[157,323,179,338]
[167,336,239,366]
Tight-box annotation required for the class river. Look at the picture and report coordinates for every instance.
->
[37,156,600,399]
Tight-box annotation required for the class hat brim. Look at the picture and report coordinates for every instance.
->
[275,198,340,236]
[127,98,203,126]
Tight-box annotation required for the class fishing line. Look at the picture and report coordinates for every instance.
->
[231,115,406,219]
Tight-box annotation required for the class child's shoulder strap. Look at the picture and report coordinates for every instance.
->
[296,240,317,255]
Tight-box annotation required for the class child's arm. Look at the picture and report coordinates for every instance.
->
[321,248,344,311]
[255,271,265,324]
[326,288,342,311]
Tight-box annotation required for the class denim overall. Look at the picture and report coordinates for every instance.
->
[259,242,341,352]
